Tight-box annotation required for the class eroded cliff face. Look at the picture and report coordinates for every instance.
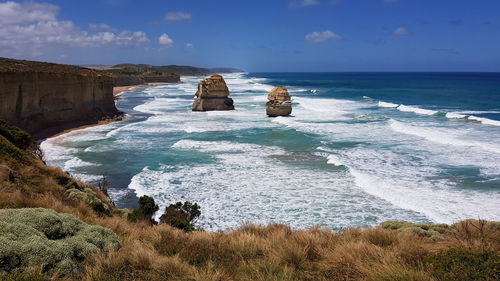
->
[0,58,119,138]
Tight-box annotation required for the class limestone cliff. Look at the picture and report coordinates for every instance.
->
[0,58,119,138]
[192,75,235,111]
[266,86,292,117]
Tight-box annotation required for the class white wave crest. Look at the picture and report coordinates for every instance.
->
[326,154,345,166]
[445,112,467,119]
[468,115,500,126]
[397,105,438,116]
[378,101,399,108]
[63,157,100,171]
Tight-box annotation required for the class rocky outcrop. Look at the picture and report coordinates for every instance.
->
[0,58,119,138]
[192,75,235,111]
[266,86,292,117]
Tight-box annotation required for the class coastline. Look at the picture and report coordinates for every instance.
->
[113,82,173,96]
[47,116,126,138]
[45,82,175,139]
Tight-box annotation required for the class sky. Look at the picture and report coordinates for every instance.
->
[0,0,499,72]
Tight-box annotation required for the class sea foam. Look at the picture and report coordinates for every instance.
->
[396,105,438,116]
[468,115,500,126]
[129,140,427,230]
[378,101,399,108]
[389,119,500,154]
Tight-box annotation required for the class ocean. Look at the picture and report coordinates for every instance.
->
[40,72,500,231]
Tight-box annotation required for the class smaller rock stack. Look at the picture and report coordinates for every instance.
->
[266,86,292,117]
[192,75,234,111]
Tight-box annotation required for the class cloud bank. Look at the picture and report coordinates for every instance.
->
[0,1,150,58]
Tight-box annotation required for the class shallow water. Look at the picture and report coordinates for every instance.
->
[41,72,500,231]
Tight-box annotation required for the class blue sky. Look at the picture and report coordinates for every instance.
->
[0,0,499,71]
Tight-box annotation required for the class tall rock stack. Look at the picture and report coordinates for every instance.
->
[192,75,234,111]
[266,86,292,117]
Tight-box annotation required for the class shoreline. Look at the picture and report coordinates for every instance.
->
[47,115,127,138]
[113,82,173,96]
[46,82,176,139]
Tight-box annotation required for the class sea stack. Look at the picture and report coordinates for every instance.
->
[266,86,292,117]
[192,75,234,111]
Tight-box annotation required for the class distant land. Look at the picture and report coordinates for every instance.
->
[86,63,244,77]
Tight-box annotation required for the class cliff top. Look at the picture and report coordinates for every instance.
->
[106,63,243,76]
[0,57,103,75]
[0,58,242,77]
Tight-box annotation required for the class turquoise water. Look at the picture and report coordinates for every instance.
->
[41,73,500,231]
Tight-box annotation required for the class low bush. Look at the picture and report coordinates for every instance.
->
[0,120,32,150]
[127,195,159,224]
[66,188,111,217]
[159,201,201,232]
[379,221,449,238]
[0,135,26,161]
[426,248,499,281]
[0,208,120,276]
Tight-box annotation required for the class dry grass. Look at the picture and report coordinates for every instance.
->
[1,154,499,281]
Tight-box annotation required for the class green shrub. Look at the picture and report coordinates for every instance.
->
[0,120,32,150]
[159,201,201,232]
[426,248,500,281]
[127,195,159,223]
[0,135,26,161]
[379,221,450,238]
[138,195,159,218]
[0,208,120,276]
[89,200,111,217]
[66,188,111,216]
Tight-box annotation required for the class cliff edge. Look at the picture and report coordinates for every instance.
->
[0,57,119,138]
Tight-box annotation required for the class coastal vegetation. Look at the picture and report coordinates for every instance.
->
[0,122,499,280]
[0,208,119,276]
[107,64,242,77]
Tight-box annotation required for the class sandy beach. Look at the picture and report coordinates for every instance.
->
[47,117,125,138]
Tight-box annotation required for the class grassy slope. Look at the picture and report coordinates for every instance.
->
[0,125,499,281]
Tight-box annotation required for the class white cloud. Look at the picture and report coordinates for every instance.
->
[289,0,319,7]
[305,30,341,43]
[165,12,192,21]
[89,23,112,31]
[0,1,150,58]
[186,43,194,48]
[158,33,173,47]
[0,1,58,24]
[393,27,409,36]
